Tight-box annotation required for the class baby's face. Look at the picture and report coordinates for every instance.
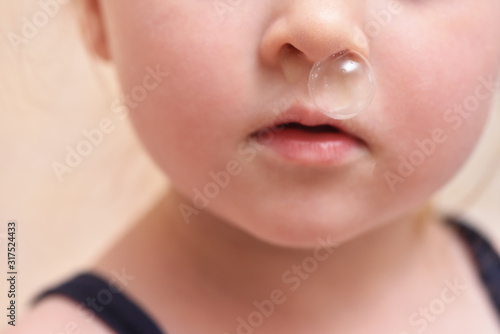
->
[98,0,500,247]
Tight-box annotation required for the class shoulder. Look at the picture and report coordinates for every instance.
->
[0,295,114,334]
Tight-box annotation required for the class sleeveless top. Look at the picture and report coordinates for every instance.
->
[30,217,500,334]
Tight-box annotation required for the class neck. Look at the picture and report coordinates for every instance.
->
[155,188,451,330]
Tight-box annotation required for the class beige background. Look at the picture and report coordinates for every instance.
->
[0,0,499,330]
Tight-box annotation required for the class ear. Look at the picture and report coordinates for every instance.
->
[78,0,110,60]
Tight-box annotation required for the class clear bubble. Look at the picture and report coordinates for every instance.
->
[308,50,375,120]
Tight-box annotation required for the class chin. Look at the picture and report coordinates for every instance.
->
[220,203,376,250]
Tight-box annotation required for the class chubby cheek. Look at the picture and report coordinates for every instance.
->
[105,3,255,187]
[370,1,500,197]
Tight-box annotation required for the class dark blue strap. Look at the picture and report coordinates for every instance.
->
[447,217,500,317]
[30,273,165,334]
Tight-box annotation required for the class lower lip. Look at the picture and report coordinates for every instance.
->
[252,128,362,165]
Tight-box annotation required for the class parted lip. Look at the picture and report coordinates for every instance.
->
[251,103,364,142]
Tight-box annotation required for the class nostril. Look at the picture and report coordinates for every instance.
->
[280,43,299,57]
[280,49,311,84]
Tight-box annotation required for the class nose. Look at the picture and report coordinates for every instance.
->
[260,1,369,83]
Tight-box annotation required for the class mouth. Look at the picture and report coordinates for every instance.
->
[249,105,366,166]
[273,122,343,134]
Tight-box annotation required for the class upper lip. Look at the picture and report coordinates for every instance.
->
[252,103,362,140]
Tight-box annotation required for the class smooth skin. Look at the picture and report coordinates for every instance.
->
[7,0,500,333]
